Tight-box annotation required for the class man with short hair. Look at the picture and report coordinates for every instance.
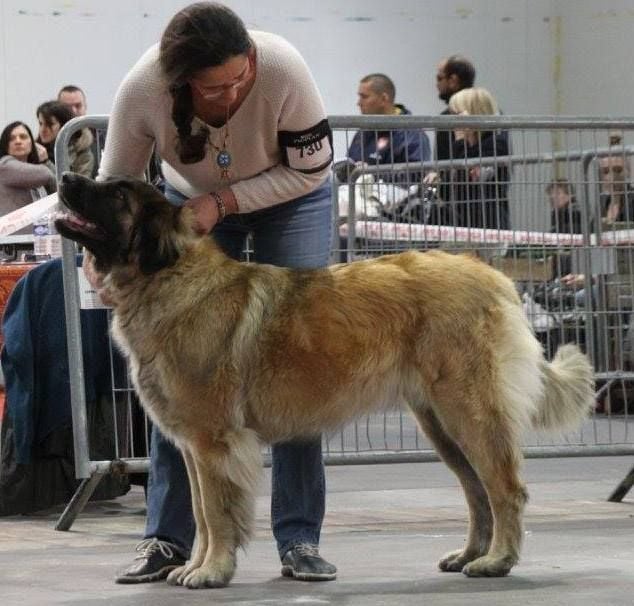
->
[347,73,430,168]
[434,55,475,161]
[57,84,102,177]
[57,85,87,117]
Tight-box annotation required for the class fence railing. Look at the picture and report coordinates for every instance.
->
[48,114,634,530]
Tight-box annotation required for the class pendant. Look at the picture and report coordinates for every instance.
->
[217,150,232,169]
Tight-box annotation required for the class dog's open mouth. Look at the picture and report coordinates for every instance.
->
[54,211,107,240]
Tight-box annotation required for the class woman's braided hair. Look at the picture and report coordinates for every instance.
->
[159,2,251,164]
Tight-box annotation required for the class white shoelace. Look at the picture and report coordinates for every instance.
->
[134,538,175,560]
[294,543,320,557]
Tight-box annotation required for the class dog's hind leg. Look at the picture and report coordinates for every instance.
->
[410,405,493,572]
[179,428,261,590]
[166,446,209,586]
[429,400,528,577]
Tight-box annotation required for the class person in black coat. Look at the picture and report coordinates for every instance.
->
[445,87,511,230]
[547,179,582,278]
[548,179,582,234]
[433,55,476,163]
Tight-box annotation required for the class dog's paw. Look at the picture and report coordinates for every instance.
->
[166,564,189,586]
[182,564,233,589]
[462,554,515,577]
[438,549,479,572]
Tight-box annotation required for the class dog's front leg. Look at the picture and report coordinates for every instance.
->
[178,430,261,589]
[166,447,209,586]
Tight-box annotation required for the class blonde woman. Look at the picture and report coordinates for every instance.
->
[425,87,510,229]
[446,87,510,229]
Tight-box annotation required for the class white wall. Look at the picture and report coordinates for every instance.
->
[557,0,634,116]
[0,0,629,131]
[1,0,559,132]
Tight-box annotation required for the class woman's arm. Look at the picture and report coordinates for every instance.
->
[229,38,332,213]
[97,47,158,181]
[0,156,56,191]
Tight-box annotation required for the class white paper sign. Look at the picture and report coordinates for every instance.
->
[77,268,111,309]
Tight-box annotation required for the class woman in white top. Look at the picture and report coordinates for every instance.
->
[0,121,56,218]
[101,1,336,588]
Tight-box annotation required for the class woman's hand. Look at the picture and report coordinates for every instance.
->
[422,171,440,186]
[561,273,586,289]
[185,193,221,234]
[184,189,238,234]
[36,142,49,163]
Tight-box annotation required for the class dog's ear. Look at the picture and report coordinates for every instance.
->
[133,198,183,275]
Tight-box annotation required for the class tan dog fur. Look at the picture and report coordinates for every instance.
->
[56,174,595,589]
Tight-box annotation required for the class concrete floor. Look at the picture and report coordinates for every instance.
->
[0,457,633,606]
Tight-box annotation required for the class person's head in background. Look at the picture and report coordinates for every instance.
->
[356,73,397,115]
[436,55,475,104]
[58,85,87,117]
[599,155,630,196]
[0,121,39,163]
[36,101,74,161]
[598,132,630,195]
[546,179,576,210]
[448,87,498,116]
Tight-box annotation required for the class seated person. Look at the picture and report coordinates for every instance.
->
[424,88,510,230]
[433,54,477,163]
[0,121,56,218]
[58,84,102,178]
[547,178,582,278]
[0,258,131,515]
[345,73,430,183]
[597,153,634,225]
[548,178,582,234]
[36,100,95,177]
[561,151,634,304]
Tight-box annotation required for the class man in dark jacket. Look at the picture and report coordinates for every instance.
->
[347,73,430,169]
[434,55,476,162]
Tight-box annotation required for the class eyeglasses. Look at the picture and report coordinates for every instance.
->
[601,165,625,175]
[189,60,251,100]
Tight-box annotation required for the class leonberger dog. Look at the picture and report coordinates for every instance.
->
[56,173,594,589]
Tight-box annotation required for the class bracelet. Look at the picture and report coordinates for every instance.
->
[210,191,226,223]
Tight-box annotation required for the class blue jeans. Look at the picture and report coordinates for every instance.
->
[145,181,332,558]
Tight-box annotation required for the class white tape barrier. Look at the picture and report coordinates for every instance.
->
[339,221,634,247]
[0,193,59,237]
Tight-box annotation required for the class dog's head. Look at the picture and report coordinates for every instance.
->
[56,172,191,275]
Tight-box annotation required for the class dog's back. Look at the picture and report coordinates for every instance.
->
[236,250,536,439]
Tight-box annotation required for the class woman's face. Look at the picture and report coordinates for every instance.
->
[549,187,572,210]
[188,53,252,105]
[38,113,61,144]
[7,125,32,161]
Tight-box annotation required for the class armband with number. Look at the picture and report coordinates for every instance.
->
[278,119,333,174]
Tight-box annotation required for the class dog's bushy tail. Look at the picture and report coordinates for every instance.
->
[532,344,595,431]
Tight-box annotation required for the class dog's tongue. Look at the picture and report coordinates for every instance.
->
[54,211,94,230]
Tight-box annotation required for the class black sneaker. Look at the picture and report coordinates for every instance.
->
[281,544,337,581]
[114,538,187,584]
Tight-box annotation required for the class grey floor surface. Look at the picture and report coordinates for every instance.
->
[0,457,632,606]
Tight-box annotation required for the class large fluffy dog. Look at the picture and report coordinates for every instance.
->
[56,173,594,589]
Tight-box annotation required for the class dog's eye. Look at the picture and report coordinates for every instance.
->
[114,189,126,201]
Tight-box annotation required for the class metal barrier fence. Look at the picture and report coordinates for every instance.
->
[52,115,634,530]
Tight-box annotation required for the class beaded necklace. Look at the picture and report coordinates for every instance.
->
[206,104,231,180]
